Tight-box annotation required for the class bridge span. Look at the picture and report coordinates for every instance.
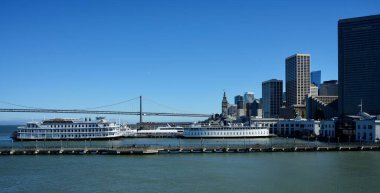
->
[0,108,211,117]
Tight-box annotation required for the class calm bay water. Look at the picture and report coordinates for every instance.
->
[1,126,380,193]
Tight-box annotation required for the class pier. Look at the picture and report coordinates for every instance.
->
[1,143,380,155]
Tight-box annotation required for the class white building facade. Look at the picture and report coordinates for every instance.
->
[319,119,336,139]
[274,116,320,137]
[356,119,380,143]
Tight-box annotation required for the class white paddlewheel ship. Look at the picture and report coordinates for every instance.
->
[13,117,126,140]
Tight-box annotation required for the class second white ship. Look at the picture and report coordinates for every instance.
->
[183,123,270,138]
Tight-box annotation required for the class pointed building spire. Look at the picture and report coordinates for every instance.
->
[222,90,229,118]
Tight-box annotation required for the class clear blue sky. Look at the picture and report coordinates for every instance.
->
[0,0,379,123]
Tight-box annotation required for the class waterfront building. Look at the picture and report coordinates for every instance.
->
[310,83,318,97]
[319,119,336,140]
[311,70,321,87]
[338,14,380,116]
[286,53,311,107]
[273,116,320,137]
[306,95,338,120]
[244,92,255,104]
[335,115,360,142]
[262,79,283,118]
[250,117,282,134]
[319,80,338,96]
[221,91,229,118]
[356,113,380,143]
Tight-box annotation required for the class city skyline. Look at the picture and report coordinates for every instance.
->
[1,0,379,123]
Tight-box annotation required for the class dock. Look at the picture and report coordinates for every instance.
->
[1,143,380,155]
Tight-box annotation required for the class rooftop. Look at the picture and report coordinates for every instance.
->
[286,53,311,60]
[339,14,380,24]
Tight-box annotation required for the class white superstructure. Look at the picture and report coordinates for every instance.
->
[137,126,184,137]
[183,123,270,138]
[13,117,125,140]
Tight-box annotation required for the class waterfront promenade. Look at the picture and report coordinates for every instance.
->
[1,142,379,155]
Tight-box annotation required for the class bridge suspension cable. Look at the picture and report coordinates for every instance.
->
[0,100,40,109]
[0,97,212,117]
[0,96,140,111]
[143,97,196,114]
[84,96,140,110]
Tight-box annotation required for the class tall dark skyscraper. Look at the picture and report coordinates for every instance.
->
[234,95,244,109]
[338,14,380,116]
[262,79,283,118]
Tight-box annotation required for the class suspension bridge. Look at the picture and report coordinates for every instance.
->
[0,96,212,122]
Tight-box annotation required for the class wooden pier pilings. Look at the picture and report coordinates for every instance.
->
[1,143,380,155]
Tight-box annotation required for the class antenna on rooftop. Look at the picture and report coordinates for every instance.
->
[358,99,363,113]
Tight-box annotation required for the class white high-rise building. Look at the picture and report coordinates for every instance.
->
[244,92,255,104]
[286,54,311,106]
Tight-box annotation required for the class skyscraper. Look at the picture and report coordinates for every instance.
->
[244,92,255,104]
[262,79,283,118]
[234,95,244,109]
[319,80,338,96]
[311,70,321,87]
[234,95,245,117]
[286,54,311,107]
[338,14,380,116]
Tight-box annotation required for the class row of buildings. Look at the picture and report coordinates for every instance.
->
[219,14,380,143]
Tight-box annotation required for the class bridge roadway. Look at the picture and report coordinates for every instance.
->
[0,108,211,117]
[1,143,380,155]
